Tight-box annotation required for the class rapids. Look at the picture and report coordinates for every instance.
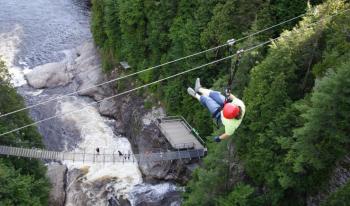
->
[0,0,180,205]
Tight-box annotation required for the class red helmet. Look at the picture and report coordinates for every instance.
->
[223,103,240,119]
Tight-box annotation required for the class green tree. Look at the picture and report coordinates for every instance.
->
[218,183,256,206]
[118,0,147,69]
[0,59,50,205]
[287,62,350,188]
[322,182,350,206]
[0,161,49,206]
[183,141,230,206]
[91,0,107,47]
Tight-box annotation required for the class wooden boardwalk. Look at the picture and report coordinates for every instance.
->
[0,145,205,163]
[158,117,206,150]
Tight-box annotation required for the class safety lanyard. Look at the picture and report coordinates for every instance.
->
[225,39,244,102]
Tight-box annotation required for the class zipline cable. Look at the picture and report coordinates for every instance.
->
[0,12,308,118]
[235,13,305,42]
[0,8,348,136]
[0,38,278,137]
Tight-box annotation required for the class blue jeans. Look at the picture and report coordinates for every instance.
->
[200,91,225,120]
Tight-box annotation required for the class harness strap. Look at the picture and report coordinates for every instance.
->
[225,48,244,101]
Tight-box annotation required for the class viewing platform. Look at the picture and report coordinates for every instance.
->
[157,116,206,151]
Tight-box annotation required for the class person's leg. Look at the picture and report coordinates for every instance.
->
[195,78,202,92]
[199,95,221,115]
[196,78,212,97]
[187,87,201,100]
[189,87,219,114]
[198,87,212,97]
[209,91,226,106]
[198,85,225,106]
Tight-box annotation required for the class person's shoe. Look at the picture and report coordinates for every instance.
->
[195,78,202,93]
[187,87,196,98]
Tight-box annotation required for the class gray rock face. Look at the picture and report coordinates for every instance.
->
[65,168,109,206]
[226,143,246,189]
[47,163,67,206]
[98,99,119,119]
[129,183,181,206]
[25,62,72,88]
[72,42,119,119]
[65,167,133,206]
[24,41,114,104]
[135,125,174,179]
[74,42,114,101]
[113,94,191,182]
[307,155,350,206]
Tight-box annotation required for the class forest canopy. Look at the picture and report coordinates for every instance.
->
[91,0,350,205]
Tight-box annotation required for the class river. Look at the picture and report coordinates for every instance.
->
[0,0,179,205]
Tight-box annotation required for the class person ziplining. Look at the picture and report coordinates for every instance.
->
[187,78,245,142]
[187,42,246,142]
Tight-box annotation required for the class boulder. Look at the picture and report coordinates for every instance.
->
[47,163,67,206]
[129,183,181,206]
[74,42,114,101]
[98,99,119,118]
[25,62,72,88]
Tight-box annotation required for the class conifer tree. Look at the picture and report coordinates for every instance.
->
[288,62,350,186]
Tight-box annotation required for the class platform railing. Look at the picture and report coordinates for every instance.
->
[160,116,206,146]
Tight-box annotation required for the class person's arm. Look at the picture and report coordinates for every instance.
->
[229,93,237,100]
[219,133,230,140]
[214,133,230,142]
[213,121,238,142]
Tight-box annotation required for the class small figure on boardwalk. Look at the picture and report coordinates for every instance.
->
[118,150,123,156]
[96,147,100,154]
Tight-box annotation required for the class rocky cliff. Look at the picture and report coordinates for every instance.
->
[307,155,350,206]
[41,42,195,205]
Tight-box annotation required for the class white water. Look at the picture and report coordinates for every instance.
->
[58,97,143,198]
[0,25,28,86]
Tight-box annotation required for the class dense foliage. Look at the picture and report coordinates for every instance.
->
[0,60,50,205]
[322,181,350,206]
[91,0,349,205]
[91,0,316,137]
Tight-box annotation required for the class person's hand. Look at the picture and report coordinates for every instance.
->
[213,136,221,143]
[224,88,231,97]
